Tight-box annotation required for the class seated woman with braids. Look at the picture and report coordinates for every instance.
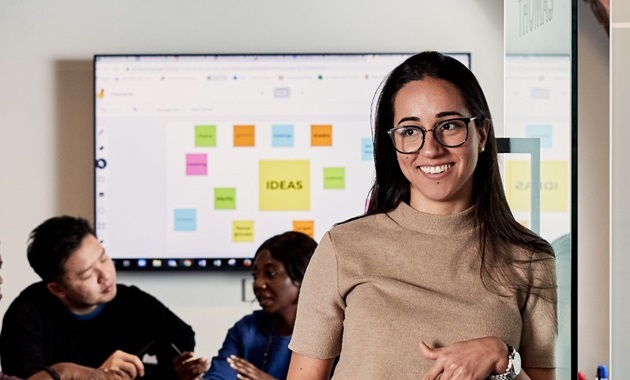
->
[177,231,316,380]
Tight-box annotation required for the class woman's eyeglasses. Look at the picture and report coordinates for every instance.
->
[387,116,479,154]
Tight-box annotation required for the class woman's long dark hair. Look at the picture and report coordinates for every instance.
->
[366,51,555,298]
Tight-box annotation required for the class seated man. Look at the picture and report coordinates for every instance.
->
[0,216,201,379]
[0,252,131,380]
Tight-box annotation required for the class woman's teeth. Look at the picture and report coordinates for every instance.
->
[420,164,452,174]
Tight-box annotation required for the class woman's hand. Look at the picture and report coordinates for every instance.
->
[419,336,507,380]
[173,351,210,380]
[99,350,145,379]
[227,355,277,380]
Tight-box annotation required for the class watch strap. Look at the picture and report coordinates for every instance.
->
[488,374,514,380]
[487,344,517,380]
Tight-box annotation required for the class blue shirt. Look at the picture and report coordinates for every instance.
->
[203,311,292,380]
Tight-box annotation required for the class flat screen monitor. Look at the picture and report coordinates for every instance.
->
[94,53,471,271]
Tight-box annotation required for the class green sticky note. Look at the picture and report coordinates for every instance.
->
[323,167,345,189]
[195,125,217,147]
[214,188,236,209]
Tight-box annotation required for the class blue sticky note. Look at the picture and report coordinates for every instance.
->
[272,124,294,147]
[525,124,553,148]
[174,209,196,231]
[361,138,373,161]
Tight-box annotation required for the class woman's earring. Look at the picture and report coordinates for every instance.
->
[480,146,485,153]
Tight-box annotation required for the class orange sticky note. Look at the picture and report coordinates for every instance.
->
[234,125,255,147]
[311,124,332,146]
[293,220,314,238]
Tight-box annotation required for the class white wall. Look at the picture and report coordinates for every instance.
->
[0,0,504,362]
[610,0,630,376]
[577,0,611,375]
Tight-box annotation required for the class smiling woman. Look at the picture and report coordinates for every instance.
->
[287,51,557,380]
[197,231,317,380]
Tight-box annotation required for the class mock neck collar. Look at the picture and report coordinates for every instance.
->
[387,202,476,236]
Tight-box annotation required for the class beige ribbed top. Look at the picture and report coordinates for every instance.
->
[289,202,557,379]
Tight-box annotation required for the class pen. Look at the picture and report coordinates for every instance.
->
[578,371,588,380]
[136,340,155,358]
[172,343,205,379]
[596,364,608,380]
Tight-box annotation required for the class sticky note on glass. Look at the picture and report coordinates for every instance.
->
[195,125,217,147]
[272,124,294,147]
[293,220,314,238]
[174,209,196,231]
[232,220,254,242]
[525,125,553,148]
[323,167,345,189]
[234,125,255,147]
[186,153,208,176]
[505,160,569,212]
[311,124,332,146]
[259,160,310,211]
[214,188,236,209]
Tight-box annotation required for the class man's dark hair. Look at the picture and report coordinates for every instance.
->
[27,216,95,283]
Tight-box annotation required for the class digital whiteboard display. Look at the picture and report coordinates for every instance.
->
[94,53,470,270]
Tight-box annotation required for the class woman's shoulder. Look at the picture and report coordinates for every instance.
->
[325,203,416,243]
[225,311,275,342]
[330,211,394,235]
[234,311,272,330]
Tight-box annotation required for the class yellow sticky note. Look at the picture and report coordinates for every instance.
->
[293,220,314,238]
[311,124,332,146]
[259,160,310,211]
[234,125,255,147]
[232,220,254,242]
[505,160,569,212]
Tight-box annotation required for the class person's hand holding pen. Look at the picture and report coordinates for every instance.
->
[98,350,145,379]
[171,343,210,380]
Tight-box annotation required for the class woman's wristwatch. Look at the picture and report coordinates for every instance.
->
[488,344,521,380]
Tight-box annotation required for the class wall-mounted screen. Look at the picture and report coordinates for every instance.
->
[94,53,470,270]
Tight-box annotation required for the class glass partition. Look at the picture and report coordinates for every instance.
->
[503,0,576,378]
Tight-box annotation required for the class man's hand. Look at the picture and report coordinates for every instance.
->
[173,351,210,380]
[26,363,132,380]
[99,350,145,379]
[419,337,507,380]
[227,355,277,380]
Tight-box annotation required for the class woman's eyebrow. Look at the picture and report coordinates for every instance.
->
[397,116,420,124]
[435,111,464,118]
[397,111,465,125]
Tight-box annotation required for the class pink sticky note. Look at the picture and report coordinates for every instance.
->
[186,153,207,175]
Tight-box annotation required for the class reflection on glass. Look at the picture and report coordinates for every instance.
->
[504,1,574,378]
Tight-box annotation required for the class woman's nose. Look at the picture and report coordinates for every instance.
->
[253,277,267,289]
[420,132,444,157]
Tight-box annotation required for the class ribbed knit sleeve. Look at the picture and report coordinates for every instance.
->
[289,232,344,359]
